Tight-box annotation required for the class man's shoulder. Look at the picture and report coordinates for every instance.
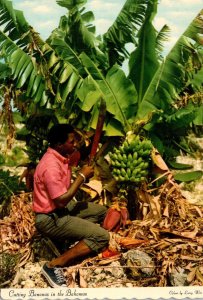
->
[36,151,58,173]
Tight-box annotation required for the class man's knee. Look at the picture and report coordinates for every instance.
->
[92,227,110,252]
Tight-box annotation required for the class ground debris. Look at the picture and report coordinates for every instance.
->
[2,166,203,287]
[0,192,35,262]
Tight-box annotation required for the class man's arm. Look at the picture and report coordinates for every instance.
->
[53,165,94,208]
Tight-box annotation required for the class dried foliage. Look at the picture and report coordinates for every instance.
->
[0,193,36,267]
[0,85,16,150]
[1,156,203,287]
[123,156,203,286]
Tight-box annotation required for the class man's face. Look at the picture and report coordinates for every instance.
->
[63,132,78,155]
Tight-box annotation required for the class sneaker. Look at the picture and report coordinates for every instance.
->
[42,263,67,288]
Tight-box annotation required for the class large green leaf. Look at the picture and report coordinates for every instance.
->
[155,24,170,58]
[174,170,203,182]
[136,9,203,120]
[50,4,105,66]
[79,52,138,131]
[128,0,159,103]
[193,106,203,126]
[50,37,83,72]
[103,0,147,66]
[190,53,203,91]
[165,105,196,131]
[0,0,32,49]
[168,161,193,170]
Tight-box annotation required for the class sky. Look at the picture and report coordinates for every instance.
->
[11,0,203,56]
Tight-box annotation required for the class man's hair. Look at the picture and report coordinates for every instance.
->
[47,124,74,147]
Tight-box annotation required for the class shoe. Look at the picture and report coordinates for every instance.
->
[42,263,67,288]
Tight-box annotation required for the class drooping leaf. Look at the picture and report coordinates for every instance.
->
[155,24,170,58]
[79,52,137,131]
[165,105,196,132]
[174,170,203,182]
[136,9,203,120]
[167,161,193,170]
[103,0,147,66]
[128,0,159,103]
[0,0,30,48]
[193,106,203,126]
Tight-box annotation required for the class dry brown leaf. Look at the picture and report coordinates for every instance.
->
[80,186,98,199]
[187,267,197,283]
[196,268,203,284]
[180,255,203,261]
[66,269,77,288]
[191,206,203,218]
[79,269,88,288]
[163,204,169,218]
[17,248,32,267]
[149,195,161,219]
[136,189,150,203]
[159,226,198,239]
[85,179,103,195]
[116,236,149,249]
[151,148,169,171]
[196,236,203,245]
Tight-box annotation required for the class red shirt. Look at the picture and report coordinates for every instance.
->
[33,148,71,213]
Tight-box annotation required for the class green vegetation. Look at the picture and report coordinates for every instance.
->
[0,0,202,163]
[0,253,20,287]
[0,169,26,218]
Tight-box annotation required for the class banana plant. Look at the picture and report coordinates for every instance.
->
[0,0,145,137]
[134,9,203,121]
[0,0,202,159]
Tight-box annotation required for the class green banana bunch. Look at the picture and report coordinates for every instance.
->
[109,135,152,185]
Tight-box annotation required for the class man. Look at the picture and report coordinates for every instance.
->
[33,124,109,287]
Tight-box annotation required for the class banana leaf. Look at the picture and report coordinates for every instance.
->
[56,0,87,10]
[103,0,147,66]
[193,106,203,126]
[79,52,138,132]
[128,0,159,103]
[174,171,203,182]
[50,3,106,67]
[136,9,203,120]
[168,161,193,170]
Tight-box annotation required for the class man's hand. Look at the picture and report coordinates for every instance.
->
[80,165,94,179]
[54,165,94,208]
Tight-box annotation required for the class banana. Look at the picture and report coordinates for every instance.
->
[128,153,133,162]
[137,157,143,164]
[132,169,138,176]
[122,154,128,164]
[115,160,121,167]
[132,159,138,167]
[127,160,132,168]
[121,168,126,177]
[118,175,125,182]
[109,135,152,186]
[127,168,131,178]
[133,152,138,160]
[117,153,123,161]
[140,169,148,176]
[123,141,129,151]
[139,162,145,169]
[112,153,118,161]
[120,161,127,168]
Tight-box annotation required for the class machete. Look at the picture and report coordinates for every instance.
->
[89,98,106,165]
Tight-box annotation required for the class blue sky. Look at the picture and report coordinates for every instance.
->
[12,0,203,56]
